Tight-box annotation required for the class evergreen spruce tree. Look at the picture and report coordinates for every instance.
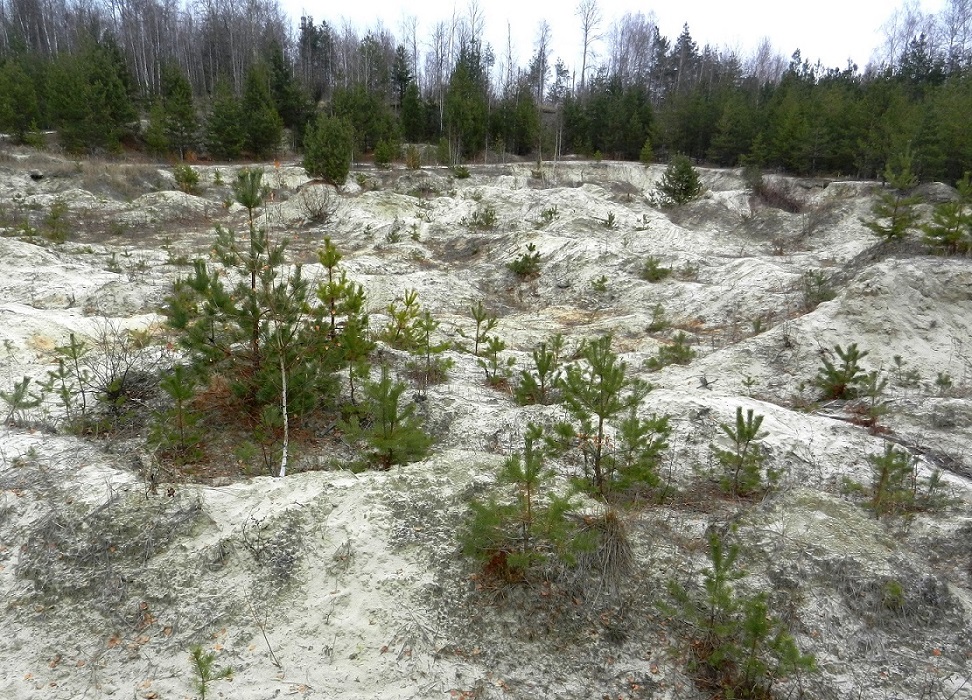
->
[0,59,40,144]
[205,80,245,160]
[144,101,169,156]
[48,39,136,153]
[444,43,489,159]
[639,137,654,166]
[401,82,425,143]
[303,113,354,184]
[161,64,198,160]
[266,41,309,139]
[242,64,283,159]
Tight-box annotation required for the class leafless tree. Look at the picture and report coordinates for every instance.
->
[607,11,659,88]
[746,36,787,85]
[575,0,601,92]
[530,20,551,103]
[466,0,484,44]
[877,0,937,67]
[940,0,972,70]
[424,20,449,130]
[399,13,419,82]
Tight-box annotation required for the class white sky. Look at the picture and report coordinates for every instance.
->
[282,0,946,74]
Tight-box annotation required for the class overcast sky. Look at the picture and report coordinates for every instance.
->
[281,0,945,73]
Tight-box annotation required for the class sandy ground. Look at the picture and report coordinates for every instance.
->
[0,151,971,699]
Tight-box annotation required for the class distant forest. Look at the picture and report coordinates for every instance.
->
[2,0,972,181]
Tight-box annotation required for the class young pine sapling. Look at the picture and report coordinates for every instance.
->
[814,343,869,400]
[379,289,423,351]
[462,424,588,580]
[409,310,453,396]
[456,300,498,357]
[712,407,774,497]
[188,644,232,700]
[515,334,565,406]
[343,365,431,470]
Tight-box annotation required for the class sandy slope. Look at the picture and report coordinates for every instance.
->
[1,153,971,699]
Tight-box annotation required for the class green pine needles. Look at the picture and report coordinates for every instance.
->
[457,300,498,357]
[813,343,869,400]
[657,154,703,205]
[149,365,204,465]
[461,424,591,581]
[188,644,232,700]
[379,288,423,351]
[862,147,922,241]
[869,443,945,517]
[515,334,565,406]
[664,531,815,698]
[162,169,382,474]
[922,171,972,254]
[508,243,541,277]
[550,335,671,497]
[645,331,695,371]
[303,113,354,185]
[712,407,775,497]
[1,376,43,425]
[342,365,431,470]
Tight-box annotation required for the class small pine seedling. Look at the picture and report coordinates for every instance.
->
[188,645,232,700]
[814,343,868,400]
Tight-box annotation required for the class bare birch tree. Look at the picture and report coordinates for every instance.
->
[576,0,601,92]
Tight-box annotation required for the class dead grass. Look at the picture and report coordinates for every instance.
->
[17,487,203,622]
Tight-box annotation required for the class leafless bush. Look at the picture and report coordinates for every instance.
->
[240,510,305,583]
[74,319,170,436]
[297,183,338,225]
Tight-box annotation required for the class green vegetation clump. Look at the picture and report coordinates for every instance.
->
[641,256,671,282]
[341,365,432,470]
[862,148,922,241]
[814,343,868,400]
[374,139,397,168]
[173,163,199,194]
[663,531,816,699]
[461,425,592,581]
[645,332,695,371]
[657,154,703,205]
[508,243,541,277]
[923,172,972,254]
[548,335,671,497]
[712,407,776,496]
[303,114,354,185]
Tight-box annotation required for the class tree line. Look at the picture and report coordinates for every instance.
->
[3,0,972,181]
